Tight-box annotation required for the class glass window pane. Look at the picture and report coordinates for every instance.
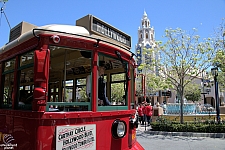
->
[62,87,73,102]
[111,73,125,82]
[20,51,34,66]
[3,73,14,107]
[18,67,34,110]
[4,59,15,72]
[111,82,125,105]
[98,53,127,106]
[77,78,86,85]
[76,86,88,102]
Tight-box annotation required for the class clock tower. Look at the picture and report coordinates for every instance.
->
[135,11,158,75]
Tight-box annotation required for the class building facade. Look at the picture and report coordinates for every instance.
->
[135,11,225,108]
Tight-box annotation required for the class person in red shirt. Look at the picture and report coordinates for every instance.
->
[145,103,153,126]
[142,102,147,125]
[137,103,144,125]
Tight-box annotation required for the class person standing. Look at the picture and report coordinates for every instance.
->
[137,104,144,125]
[142,102,147,125]
[145,103,153,126]
[86,61,111,106]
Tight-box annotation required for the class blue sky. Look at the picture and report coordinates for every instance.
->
[0,0,224,53]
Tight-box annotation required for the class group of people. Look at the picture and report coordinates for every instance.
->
[137,101,153,126]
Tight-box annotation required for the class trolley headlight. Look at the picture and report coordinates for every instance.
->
[111,120,127,138]
[51,35,60,43]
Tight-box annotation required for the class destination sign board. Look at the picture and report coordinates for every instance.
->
[56,124,96,150]
[76,15,131,49]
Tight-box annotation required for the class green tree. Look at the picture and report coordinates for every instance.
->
[77,79,87,100]
[213,19,225,92]
[145,73,172,96]
[153,28,215,123]
[111,73,125,104]
[217,71,225,92]
[137,47,172,98]
[184,83,201,103]
[214,18,225,71]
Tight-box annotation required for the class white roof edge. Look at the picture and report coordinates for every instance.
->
[36,24,90,36]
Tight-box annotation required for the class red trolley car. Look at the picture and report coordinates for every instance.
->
[0,15,143,150]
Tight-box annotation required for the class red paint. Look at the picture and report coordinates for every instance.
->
[0,110,143,150]
[92,49,98,112]
[33,48,50,111]
[0,30,144,150]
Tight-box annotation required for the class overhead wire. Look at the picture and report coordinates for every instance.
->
[0,2,4,28]
[0,8,2,27]
[0,1,11,32]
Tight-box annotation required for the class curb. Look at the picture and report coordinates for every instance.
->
[143,130,225,138]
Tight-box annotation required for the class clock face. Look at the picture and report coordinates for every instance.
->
[146,44,152,49]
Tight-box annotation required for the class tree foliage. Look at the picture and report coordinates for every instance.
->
[184,83,201,103]
[111,73,125,103]
[217,71,225,92]
[212,18,225,92]
[145,73,172,95]
[137,47,172,96]
[213,18,225,71]
[154,28,215,123]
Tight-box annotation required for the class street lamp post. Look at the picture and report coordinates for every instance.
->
[201,72,207,104]
[137,74,146,102]
[211,67,220,123]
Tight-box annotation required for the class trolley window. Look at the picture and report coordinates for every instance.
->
[1,58,15,109]
[18,51,34,110]
[97,53,128,111]
[46,46,92,112]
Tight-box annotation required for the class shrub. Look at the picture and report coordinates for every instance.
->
[150,116,225,133]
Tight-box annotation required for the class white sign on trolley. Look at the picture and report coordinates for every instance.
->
[56,124,96,150]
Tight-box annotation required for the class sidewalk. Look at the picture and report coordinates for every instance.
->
[136,124,225,139]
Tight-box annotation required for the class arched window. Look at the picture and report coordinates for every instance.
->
[146,33,148,39]
[140,34,142,38]
[145,21,147,27]
[151,34,153,40]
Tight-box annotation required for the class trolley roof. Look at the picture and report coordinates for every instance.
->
[0,24,131,53]
[0,14,133,57]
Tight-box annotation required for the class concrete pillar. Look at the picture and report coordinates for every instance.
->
[153,96,157,106]
[158,97,163,104]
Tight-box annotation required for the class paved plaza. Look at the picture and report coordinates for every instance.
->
[136,125,225,150]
